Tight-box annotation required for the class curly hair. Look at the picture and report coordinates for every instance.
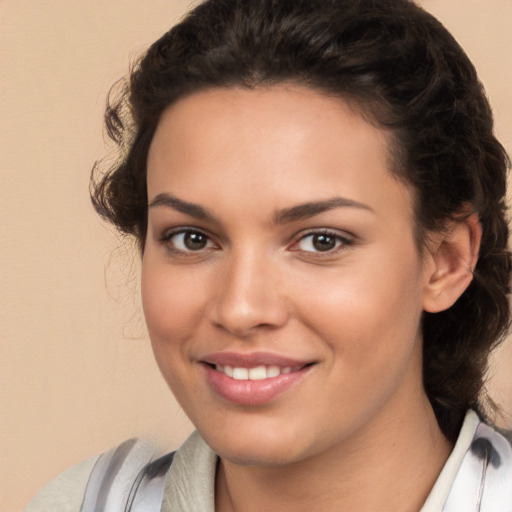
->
[91,0,511,440]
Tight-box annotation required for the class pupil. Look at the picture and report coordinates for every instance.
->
[184,232,207,250]
[313,234,336,251]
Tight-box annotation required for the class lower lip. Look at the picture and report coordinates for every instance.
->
[203,364,312,406]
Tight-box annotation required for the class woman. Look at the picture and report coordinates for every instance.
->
[26,0,512,510]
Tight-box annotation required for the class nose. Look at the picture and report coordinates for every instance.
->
[208,250,290,338]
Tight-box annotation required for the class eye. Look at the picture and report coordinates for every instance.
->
[295,231,349,253]
[163,229,216,252]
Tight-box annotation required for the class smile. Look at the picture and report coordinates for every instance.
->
[201,353,315,406]
[214,364,301,380]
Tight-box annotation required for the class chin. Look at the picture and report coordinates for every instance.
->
[213,441,306,467]
[197,417,320,467]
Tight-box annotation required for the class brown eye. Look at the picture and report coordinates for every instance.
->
[183,232,208,250]
[295,231,348,254]
[312,234,337,251]
[167,230,214,252]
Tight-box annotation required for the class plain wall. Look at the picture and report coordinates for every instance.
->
[1,1,511,510]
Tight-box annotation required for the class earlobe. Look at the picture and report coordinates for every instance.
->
[423,213,482,313]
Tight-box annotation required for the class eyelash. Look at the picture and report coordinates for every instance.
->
[158,227,354,257]
[159,227,218,254]
[290,229,354,256]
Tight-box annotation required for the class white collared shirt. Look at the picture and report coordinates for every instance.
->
[25,410,511,512]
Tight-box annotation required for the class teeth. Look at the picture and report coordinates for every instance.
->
[215,364,298,380]
[266,365,280,378]
[248,366,267,380]
[232,367,249,380]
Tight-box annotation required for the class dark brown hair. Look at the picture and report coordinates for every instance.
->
[91,0,511,440]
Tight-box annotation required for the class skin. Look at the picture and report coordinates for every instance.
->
[142,85,478,511]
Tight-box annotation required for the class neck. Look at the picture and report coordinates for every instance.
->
[215,393,452,512]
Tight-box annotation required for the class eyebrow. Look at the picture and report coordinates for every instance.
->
[148,193,374,223]
[148,193,215,220]
[274,197,374,224]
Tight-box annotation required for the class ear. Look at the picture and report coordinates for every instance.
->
[422,213,482,313]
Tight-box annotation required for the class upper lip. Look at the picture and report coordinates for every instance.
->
[200,351,314,368]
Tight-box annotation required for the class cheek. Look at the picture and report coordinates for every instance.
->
[141,261,206,398]
[295,246,425,368]
[141,255,206,344]
[141,258,207,403]
[292,256,426,432]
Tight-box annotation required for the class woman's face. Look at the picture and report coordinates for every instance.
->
[142,85,436,465]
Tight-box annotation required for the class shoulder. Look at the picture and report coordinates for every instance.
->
[24,455,99,512]
[24,434,213,512]
[443,411,512,511]
[24,438,166,512]
[423,410,512,512]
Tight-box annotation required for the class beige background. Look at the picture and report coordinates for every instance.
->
[1,1,511,510]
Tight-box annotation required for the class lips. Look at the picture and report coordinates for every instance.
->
[201,352,315,406]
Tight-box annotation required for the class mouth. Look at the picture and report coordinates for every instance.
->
[200,353,316,406]
[210,363,310,380]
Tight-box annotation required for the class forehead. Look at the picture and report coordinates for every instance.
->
[147,85,413,222]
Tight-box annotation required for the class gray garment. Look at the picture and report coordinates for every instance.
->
[25,411,512,512]
[160,430,216,512]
